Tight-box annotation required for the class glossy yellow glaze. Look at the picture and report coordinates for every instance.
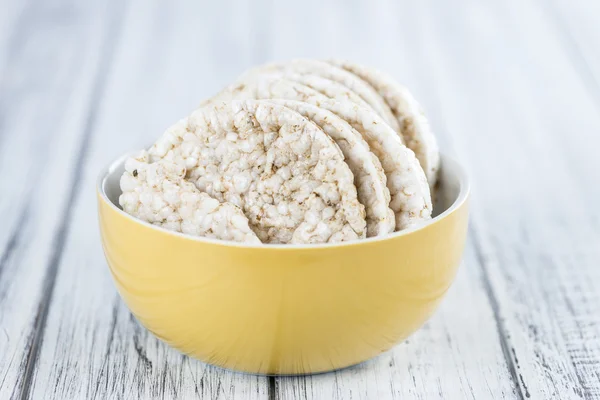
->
[97,154,469,375]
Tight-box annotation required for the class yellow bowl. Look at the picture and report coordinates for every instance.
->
[97,152,469,375]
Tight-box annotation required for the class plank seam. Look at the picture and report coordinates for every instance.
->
[470,222,528,400]
[405,16,529,391]
[16,2,130,398]
[0,203,30,291]
[91,295,121,400]
[268,376,277,400]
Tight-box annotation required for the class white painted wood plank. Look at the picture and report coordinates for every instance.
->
[0,0,126,398]
[541,0,600,106]
[405,0,600,398]
[28,0,269,398]
[0,0,28,72]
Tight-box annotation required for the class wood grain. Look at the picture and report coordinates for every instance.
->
[407,0,600,397]
[0,1,128,398]
[25,0,270,398]
[0,0,598,399]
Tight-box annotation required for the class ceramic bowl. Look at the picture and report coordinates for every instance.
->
[97,152,469,375]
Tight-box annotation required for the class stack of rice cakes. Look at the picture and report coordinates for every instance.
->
[119,60,439,244]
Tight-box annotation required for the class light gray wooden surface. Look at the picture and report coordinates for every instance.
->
[0,0,599,399]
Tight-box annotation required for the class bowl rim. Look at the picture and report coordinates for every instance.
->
[98,151,470,250]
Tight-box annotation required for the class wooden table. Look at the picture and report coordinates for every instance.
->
[1,0,599,398]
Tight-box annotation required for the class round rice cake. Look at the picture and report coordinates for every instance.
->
[267,99,394,237]
[255,72,376,113]
[328,60,440,188]
[208,77,431,230]
[148,100,367,244]
[327,100,433,229]
[238,60,401,133]
[119,151,261,244]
